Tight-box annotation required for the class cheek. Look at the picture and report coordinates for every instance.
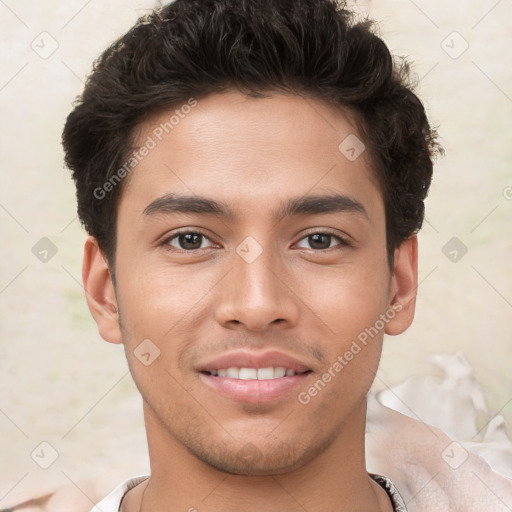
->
[116,260,215,335]
[114,258,224,387]
[114,262,211,399]
[294,257,389,394]
[296,257,390,338]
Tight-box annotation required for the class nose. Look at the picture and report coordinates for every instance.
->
[213,240,300,332]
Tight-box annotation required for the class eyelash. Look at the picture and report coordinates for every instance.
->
[160,228,351,253]
[296,229,351,250]
[161,229,215,252]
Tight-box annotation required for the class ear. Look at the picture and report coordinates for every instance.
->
[385,235,418,336]
[82,236,122,344]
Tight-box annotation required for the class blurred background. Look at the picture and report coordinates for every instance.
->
[1,0,511,504]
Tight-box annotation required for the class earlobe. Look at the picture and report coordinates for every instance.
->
[82,236,122,344]
[385,235,418,336]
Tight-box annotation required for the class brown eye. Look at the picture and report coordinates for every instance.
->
[165,231,213,251]
[308,233,333,250]
[295,232,348,251]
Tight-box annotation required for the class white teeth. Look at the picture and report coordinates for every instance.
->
[209,367,299,380]
[257,367,274,380]
[274,366,286,378]
[239,368,257,380]
[227,367,239,378]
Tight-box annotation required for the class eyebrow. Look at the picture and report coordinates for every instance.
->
[143,193,232,218]
[276,193,368,220]
[142,193,368,221]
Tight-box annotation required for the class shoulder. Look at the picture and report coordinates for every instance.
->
[90,475,149,512]
[0,476,148,512]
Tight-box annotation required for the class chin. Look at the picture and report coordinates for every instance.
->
[190,435,332,476]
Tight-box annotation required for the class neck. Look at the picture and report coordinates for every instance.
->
[125,399,392,512]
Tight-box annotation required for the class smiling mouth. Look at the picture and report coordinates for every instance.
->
[202,367,312,380]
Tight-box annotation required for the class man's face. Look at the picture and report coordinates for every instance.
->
[112,91,396,475]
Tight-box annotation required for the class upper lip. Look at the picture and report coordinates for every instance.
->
[197,350,312,373]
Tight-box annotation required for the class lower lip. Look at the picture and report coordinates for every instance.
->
[199,373,310,403]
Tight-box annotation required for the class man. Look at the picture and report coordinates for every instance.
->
[57,0,510,511]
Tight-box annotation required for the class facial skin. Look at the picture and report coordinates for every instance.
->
[83,91,417,512]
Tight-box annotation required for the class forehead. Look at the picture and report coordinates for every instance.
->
[121,91,382,219]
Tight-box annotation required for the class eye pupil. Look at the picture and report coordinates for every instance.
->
[179,232,202,250]
[309,233,331,250]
